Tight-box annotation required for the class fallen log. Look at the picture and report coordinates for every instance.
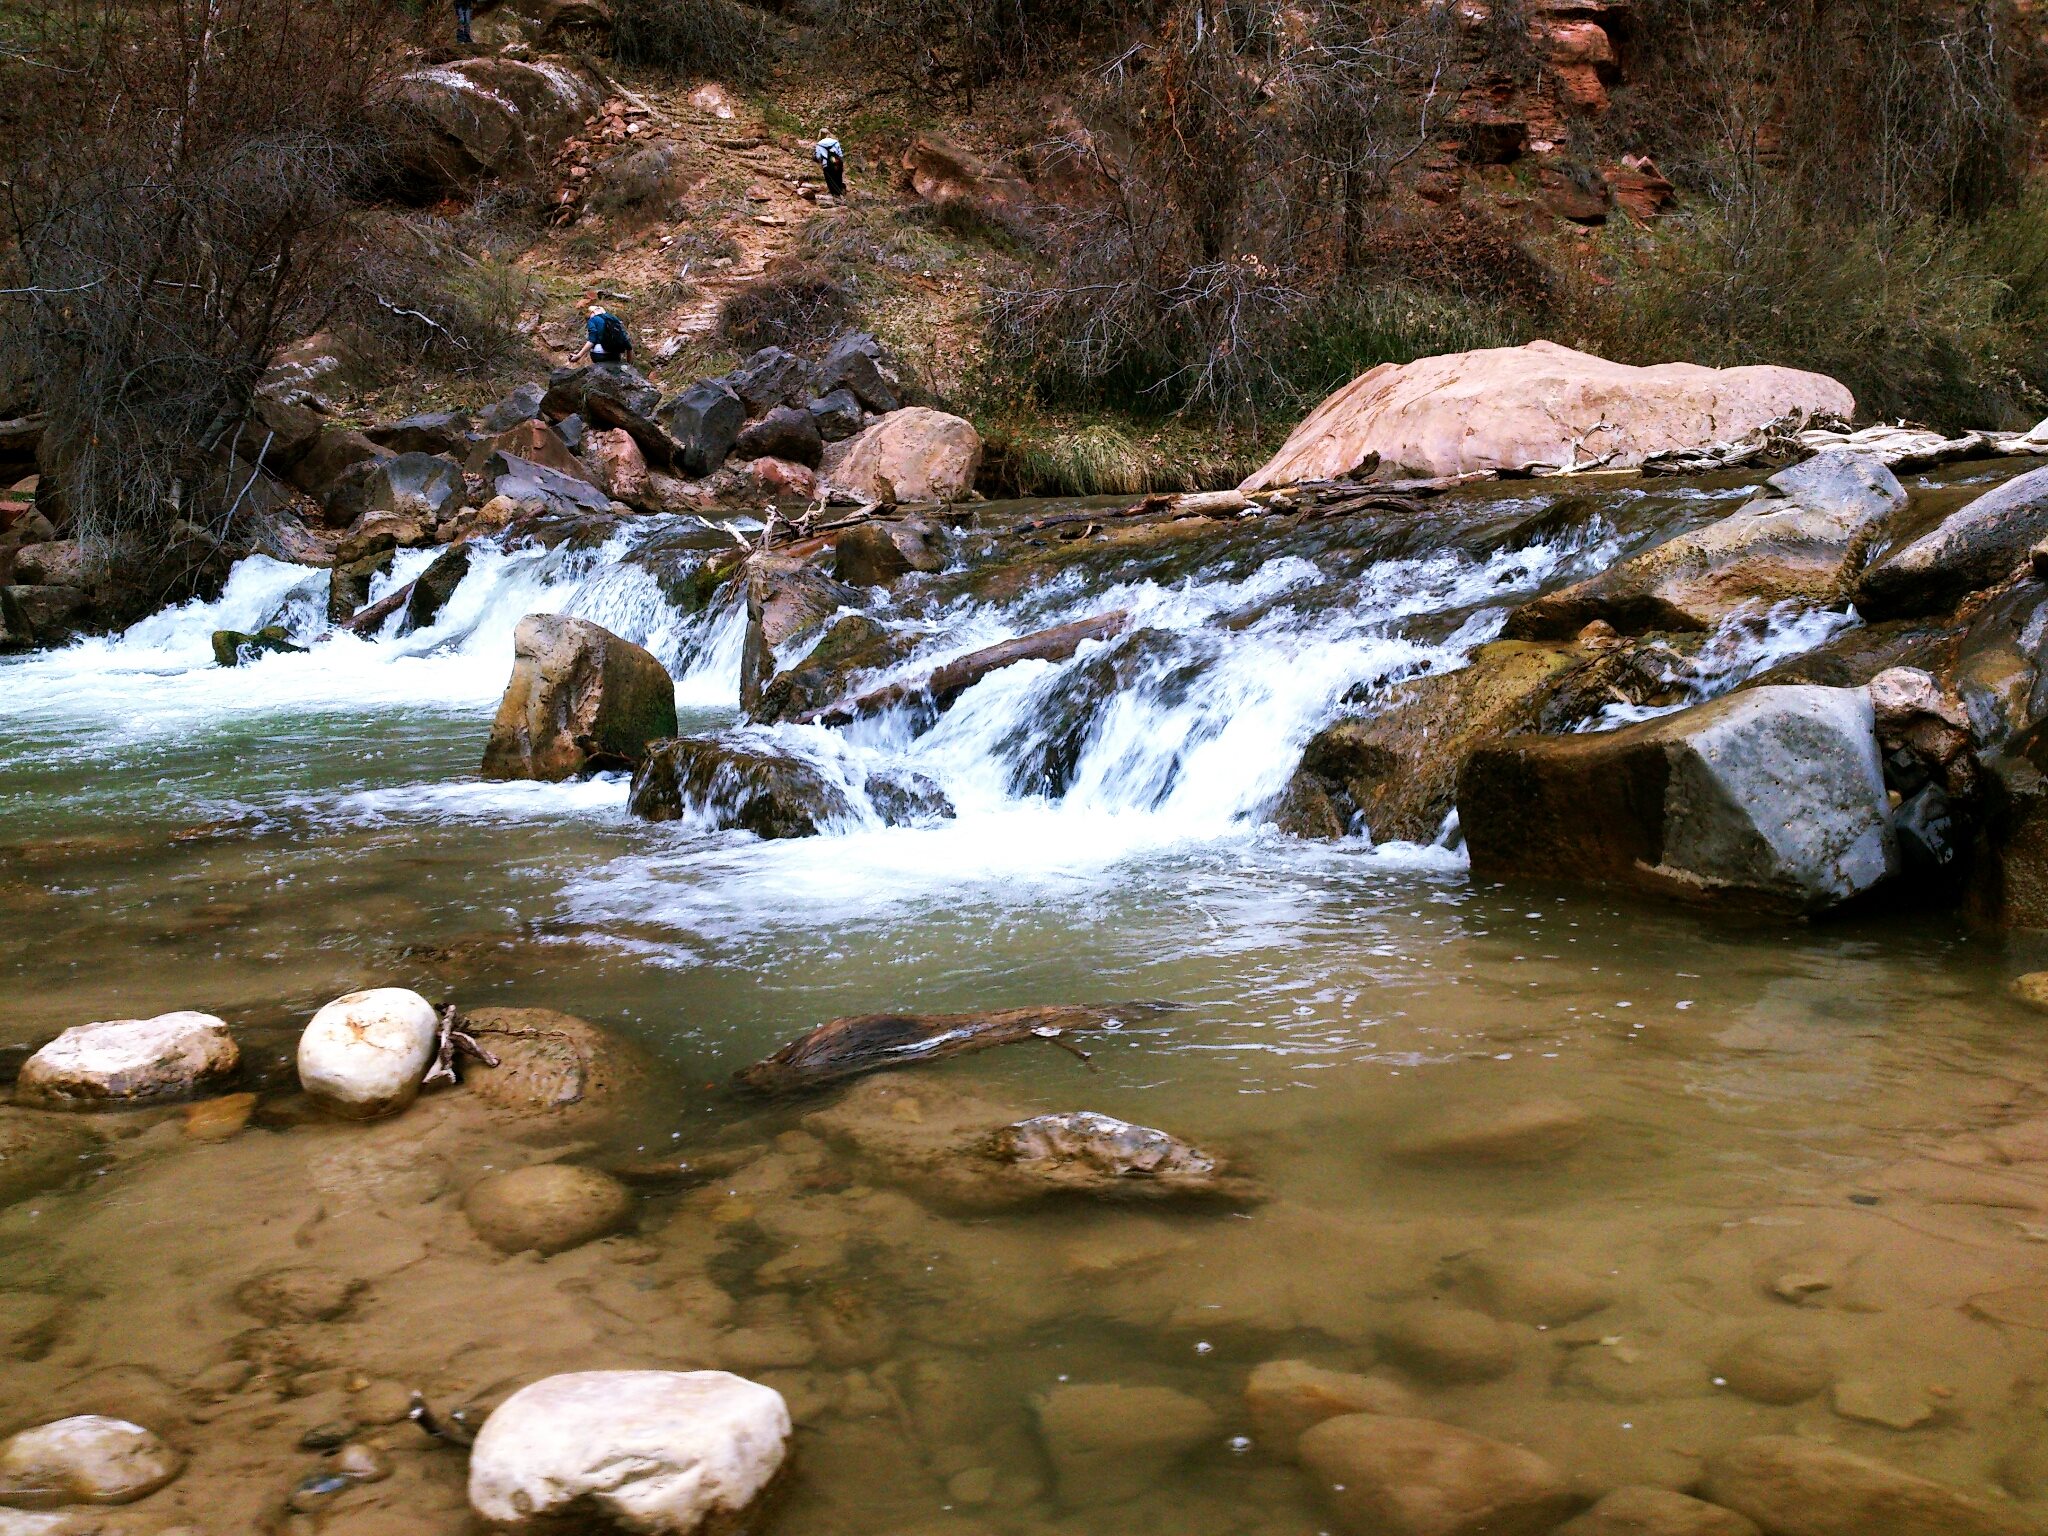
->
[795,609,1130,728]
[735,1003,1175,1096]
[337,580,415,636]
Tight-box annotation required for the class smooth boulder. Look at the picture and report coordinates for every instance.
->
[458,1006,650,1120]
[467,1370,790,1533]
[15,1012,238,1109]
[1458,685,1897,913]
[1297,1414,1574,1536]
[1506,451,1907,638]
[1858,464,2048,619]
[480,615,678,782]
[832,519,945,586]
[0,1416,182,1507]
[1242,341,1855,487]
[1032,1382,1218,1506]
[1246,1361,1417,1459]
[824,408,982,505]
[1703,1435,2037,1536]
[296,987,439,1120]
[1555,1487,1760,1536]
[379,56,602,191]
[463,1163,633,1255]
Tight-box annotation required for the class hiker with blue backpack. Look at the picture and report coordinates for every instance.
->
[581,300,634,368]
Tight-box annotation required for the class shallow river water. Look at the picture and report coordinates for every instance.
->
[7,474,2048,1534]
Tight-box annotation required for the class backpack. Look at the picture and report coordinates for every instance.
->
[590,312,630,355]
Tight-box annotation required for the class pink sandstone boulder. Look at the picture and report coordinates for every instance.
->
[1241,342,1855,489]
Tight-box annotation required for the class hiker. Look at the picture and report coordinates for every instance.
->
[455,0,473,42]
[814,134,846,199]
[581,301,633,367]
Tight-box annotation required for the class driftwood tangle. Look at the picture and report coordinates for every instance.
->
[794,611,1130,728]
[735,1003,1169,1096]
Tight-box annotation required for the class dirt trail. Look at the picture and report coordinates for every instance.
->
[519,72,843,365]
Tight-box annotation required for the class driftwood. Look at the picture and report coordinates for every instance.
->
[795,610,1130,728]
[337,580,414,636]
[735,1003,1174,1096]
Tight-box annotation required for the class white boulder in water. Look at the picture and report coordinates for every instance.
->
[296,988,439,1120]
[467,1370,790,1533]
[0,1415,183,1505]
[15,1012,237,1109]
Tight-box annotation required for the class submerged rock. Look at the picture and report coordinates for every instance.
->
[480,614,678,782]
[15,1011,238,1109]
[1391,1097,1591,1165]
[1297,1413,1574,1536]
[1032,1382,1218,1506]
[1458,685,1897,913]
[467,1370,790,1533]
[752,614,915,726]
[1245,1361,1418,1460]
[296,987,439,1120]
[1859,464,2048,619]
[1703,1435,2037,1536]
[0,1416,182,1507]
[1506,451,1906,638]
[1711,1331,1833,1405]
[0,1110,98,1210]
[1375,1302,1521,1384]
[1555,1487,1760,1536]
[824,408,981,505]
[234,1266,363,1325]
[463,1163,633,1255]
[1241,340,1854,487]
[865,768,955,826]
[804,1075,1256,1211]
[457,1006,650,1119]
[629,738,854,838]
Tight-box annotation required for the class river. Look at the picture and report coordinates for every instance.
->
[4,472,2048,1533]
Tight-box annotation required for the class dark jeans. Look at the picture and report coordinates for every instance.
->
[823,159,845,198]
[455,0,472,41]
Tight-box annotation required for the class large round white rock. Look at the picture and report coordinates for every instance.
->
[15,1013,237,1108]
[0,1415,183,1505]
[468,1370,790,1533]
[296,988,439,1120]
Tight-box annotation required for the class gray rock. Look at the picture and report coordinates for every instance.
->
[807,387,865,442]
[735,406,824,469]
[628,738,853,838]
[815,332,901,413]
[324,450,468,529]
[1859,464,2048,619]
[481,614,677,781]
[542,364,675,468]
[1704,1435,2037,1536]
[1298,1414,1574,1536]
[1458,685,1898,913]
[462,1164,633,1255]
[366,409,472,457]
[478,382,546,434]
[1032,1382,1218,1506]
[662,381,746,477]
[724,347,813,415]
[1508,451,1906,638]
[378,55,602,192]
[488,451,613,517]
[397,543,471,636]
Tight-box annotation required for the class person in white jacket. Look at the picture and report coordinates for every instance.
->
[814,135,845,199]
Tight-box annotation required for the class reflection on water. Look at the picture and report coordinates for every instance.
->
[5,479,2048,1533]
